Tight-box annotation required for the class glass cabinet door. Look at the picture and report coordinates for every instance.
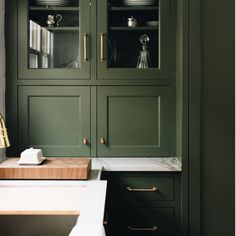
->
[18,0,90,79]
[97,0,170,79]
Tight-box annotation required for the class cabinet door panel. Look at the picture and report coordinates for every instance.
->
[98,86,170,156]
[107,207,175,236]
[18,0,91,79]
[97,0,170,79]
[18,86,90,156]
[108,175,175,201]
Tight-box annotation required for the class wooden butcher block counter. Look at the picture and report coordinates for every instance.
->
[0,158,91,180]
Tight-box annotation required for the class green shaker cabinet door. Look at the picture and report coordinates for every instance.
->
[98,86,170,156]
[18,0,91,79]
[18,86,91,156]
[97,0,170,79]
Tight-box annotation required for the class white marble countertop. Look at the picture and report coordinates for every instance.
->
[92,157,182,172]
[0,156,181,236]
[0,178,107,236]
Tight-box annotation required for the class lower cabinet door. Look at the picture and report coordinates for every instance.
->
[106,207,175,236]
[98,86,171,156]
[18,86,91,156]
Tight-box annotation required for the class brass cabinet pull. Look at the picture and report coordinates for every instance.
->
[128,226,158,231]
[83,138,88,145]
[100,137,105,144]
[126,187,158,192]
[100,33,105,62]
[83,33,88,62]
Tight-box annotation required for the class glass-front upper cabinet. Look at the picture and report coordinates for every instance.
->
[97,0,170,79]
[18,0,90,79]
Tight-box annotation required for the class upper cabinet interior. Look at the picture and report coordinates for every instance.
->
[18,0,91,79]
[17,0,172,80]
[97,0,170,79]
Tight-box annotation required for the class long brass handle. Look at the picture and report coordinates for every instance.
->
[128,226,158,231]
[126,187,158,192]
[100,33,105,62]
[83,33,88,62]
[100,137,105,144]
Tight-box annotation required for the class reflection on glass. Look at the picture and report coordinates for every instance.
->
[28,0,80,69]
[30,54,38,68]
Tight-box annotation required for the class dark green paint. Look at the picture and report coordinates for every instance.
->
[201,0,235,235]
[102,172,181,236]
[18,86,91,156]
[98,86,171,156]
[107,175,175,201]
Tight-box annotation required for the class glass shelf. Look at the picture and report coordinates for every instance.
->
[109,26,158,30]
[44,27,80,31]
[30,7,80,11]
[109,6,158,11]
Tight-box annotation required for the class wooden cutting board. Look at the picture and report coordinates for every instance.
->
[0,158,91,180]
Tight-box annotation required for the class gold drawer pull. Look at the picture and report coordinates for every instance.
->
[128,226,158,231]
[126,187,158,192]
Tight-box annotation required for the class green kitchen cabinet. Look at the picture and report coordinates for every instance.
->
[102,172,181,236]
[7,0,177,156]
[97,0,171,80]
[18,0,91,79]
[98,86,171,156]
[17,0,172,80]
[18,86,91,156]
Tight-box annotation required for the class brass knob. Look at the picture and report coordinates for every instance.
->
[83,138,88,145]
[100,137,105,144]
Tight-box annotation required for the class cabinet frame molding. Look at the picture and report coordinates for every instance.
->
[17,0,91,80]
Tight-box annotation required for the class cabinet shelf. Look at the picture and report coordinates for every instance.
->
[109,26,158,31]
[30,7,80,11]
[44,26,80,31]
[109,6,158,11]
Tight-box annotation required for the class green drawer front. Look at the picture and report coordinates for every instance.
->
[106,207,175,236]
[108,175,175,202]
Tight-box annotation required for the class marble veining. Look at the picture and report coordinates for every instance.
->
[92,157,182,172]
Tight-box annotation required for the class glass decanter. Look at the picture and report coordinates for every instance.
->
[136,34,152,69]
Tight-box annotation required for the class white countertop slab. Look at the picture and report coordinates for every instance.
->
[92,157,182,171]
[0,181,86,215]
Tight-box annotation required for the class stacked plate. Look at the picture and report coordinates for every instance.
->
[123,0,158,6]
[35,0,72,6]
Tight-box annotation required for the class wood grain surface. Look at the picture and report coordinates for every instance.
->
[0,158,91,180]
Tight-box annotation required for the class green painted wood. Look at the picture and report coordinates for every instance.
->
[98,86,170,156]
[108,175,175,201]
[97,0,170,79]
[188,0,201,235]
[18,86,91,156]
[179,0,189,234]
[201,0,235,236]
[18,0,91,79]
[102,172,181,236]
[108,207,175,236]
